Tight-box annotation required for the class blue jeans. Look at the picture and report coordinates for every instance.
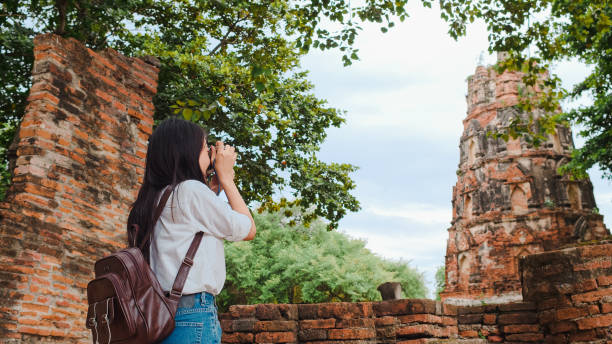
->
[160,292,222,344]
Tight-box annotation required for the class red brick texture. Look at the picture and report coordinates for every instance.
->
[0,34,158,343]
[442,54,609,304]
[220,299,548,343]
[521,242,612,343]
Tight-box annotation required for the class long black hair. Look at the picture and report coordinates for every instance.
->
[127,117,207,259]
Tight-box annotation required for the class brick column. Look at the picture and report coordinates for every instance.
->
[0,34,159,343]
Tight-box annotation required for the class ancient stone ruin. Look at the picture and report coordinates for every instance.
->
[0,35,610,344]
[0,34,158,342]
[441,53,609,305]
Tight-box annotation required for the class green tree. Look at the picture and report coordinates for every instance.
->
[0,0,412,226]
[439,0,612,179]
[218,211,427,310]
[434,265,445,301]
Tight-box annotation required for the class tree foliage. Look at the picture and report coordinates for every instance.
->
[0,0,412,226]
[434,265,445,301]
[439,0,612,179]
[218,211,427,311]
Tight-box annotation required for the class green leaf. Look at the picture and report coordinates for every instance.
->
[251,66,264,78]
[255,81,266,92]
[182,108,193,120]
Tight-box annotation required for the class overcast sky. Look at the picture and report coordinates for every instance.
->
[299,3,612,297]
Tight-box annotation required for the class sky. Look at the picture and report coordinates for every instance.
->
[298,3,612,297]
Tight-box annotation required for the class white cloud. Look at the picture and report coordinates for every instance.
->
[302,3,491,141]
[367,203,451,225]
[596,192,612,204]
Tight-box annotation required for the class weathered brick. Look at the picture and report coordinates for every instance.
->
[397,324,451,338]
[328,328,376,340]
[231,319,256,332]
[328,302,372,319]
[398,314,444,324]
[222,332,254,343]
[498,302,536,312]
[253,320,297,332]
[505,333,544,341]
[575,279,598,292]
[576,314,612,330]
[299,318,335,329]
[298,304,319,319]
[335,318,375,328]
[277,304,298,320]
[556,307,589,320]
[374,316,397,327]
[458,314,483,324]
[254,331,296,343]
[373,299,435,316]
[549,320,577,334]
[298,328,327,341]
[497,312,538,325]
[255,304,282,320]
[483,313,496,325]
[596,275,612,286]
[502,324,540,333]
[569,329,597,342]
[573,289,612,303]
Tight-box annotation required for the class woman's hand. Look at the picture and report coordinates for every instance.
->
[206,145,221,193]
[211,140,256,240]
[213,141,237,185]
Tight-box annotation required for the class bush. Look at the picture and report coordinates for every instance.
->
[218,211,427,310]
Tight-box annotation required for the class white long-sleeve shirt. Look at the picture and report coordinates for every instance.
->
[149,179,251,295]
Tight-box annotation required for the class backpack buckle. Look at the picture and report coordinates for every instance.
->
[170,289,182,298]
[182,257,193,267]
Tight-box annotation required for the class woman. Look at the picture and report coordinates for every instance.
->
[127,117,256,344]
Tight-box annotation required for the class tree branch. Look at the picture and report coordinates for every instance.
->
[208,14,249,56]
[54,0,67,35]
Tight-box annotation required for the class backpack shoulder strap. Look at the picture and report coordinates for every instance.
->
[153,186,173,226]
[167,231,205,301]
[138,186,173,251]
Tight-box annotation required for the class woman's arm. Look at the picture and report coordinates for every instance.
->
[214,141,256,241]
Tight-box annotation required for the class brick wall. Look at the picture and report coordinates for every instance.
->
[0,34,158,343]
[455,302,541,342]
[521,242,612,343]
[221,299,457,344]
[220,300,548,343]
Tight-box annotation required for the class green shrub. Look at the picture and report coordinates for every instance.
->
[218,211,426,310]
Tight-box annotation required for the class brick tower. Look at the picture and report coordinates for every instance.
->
[441,53,609,305]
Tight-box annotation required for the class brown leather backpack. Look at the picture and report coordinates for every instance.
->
[86,188,203,343]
